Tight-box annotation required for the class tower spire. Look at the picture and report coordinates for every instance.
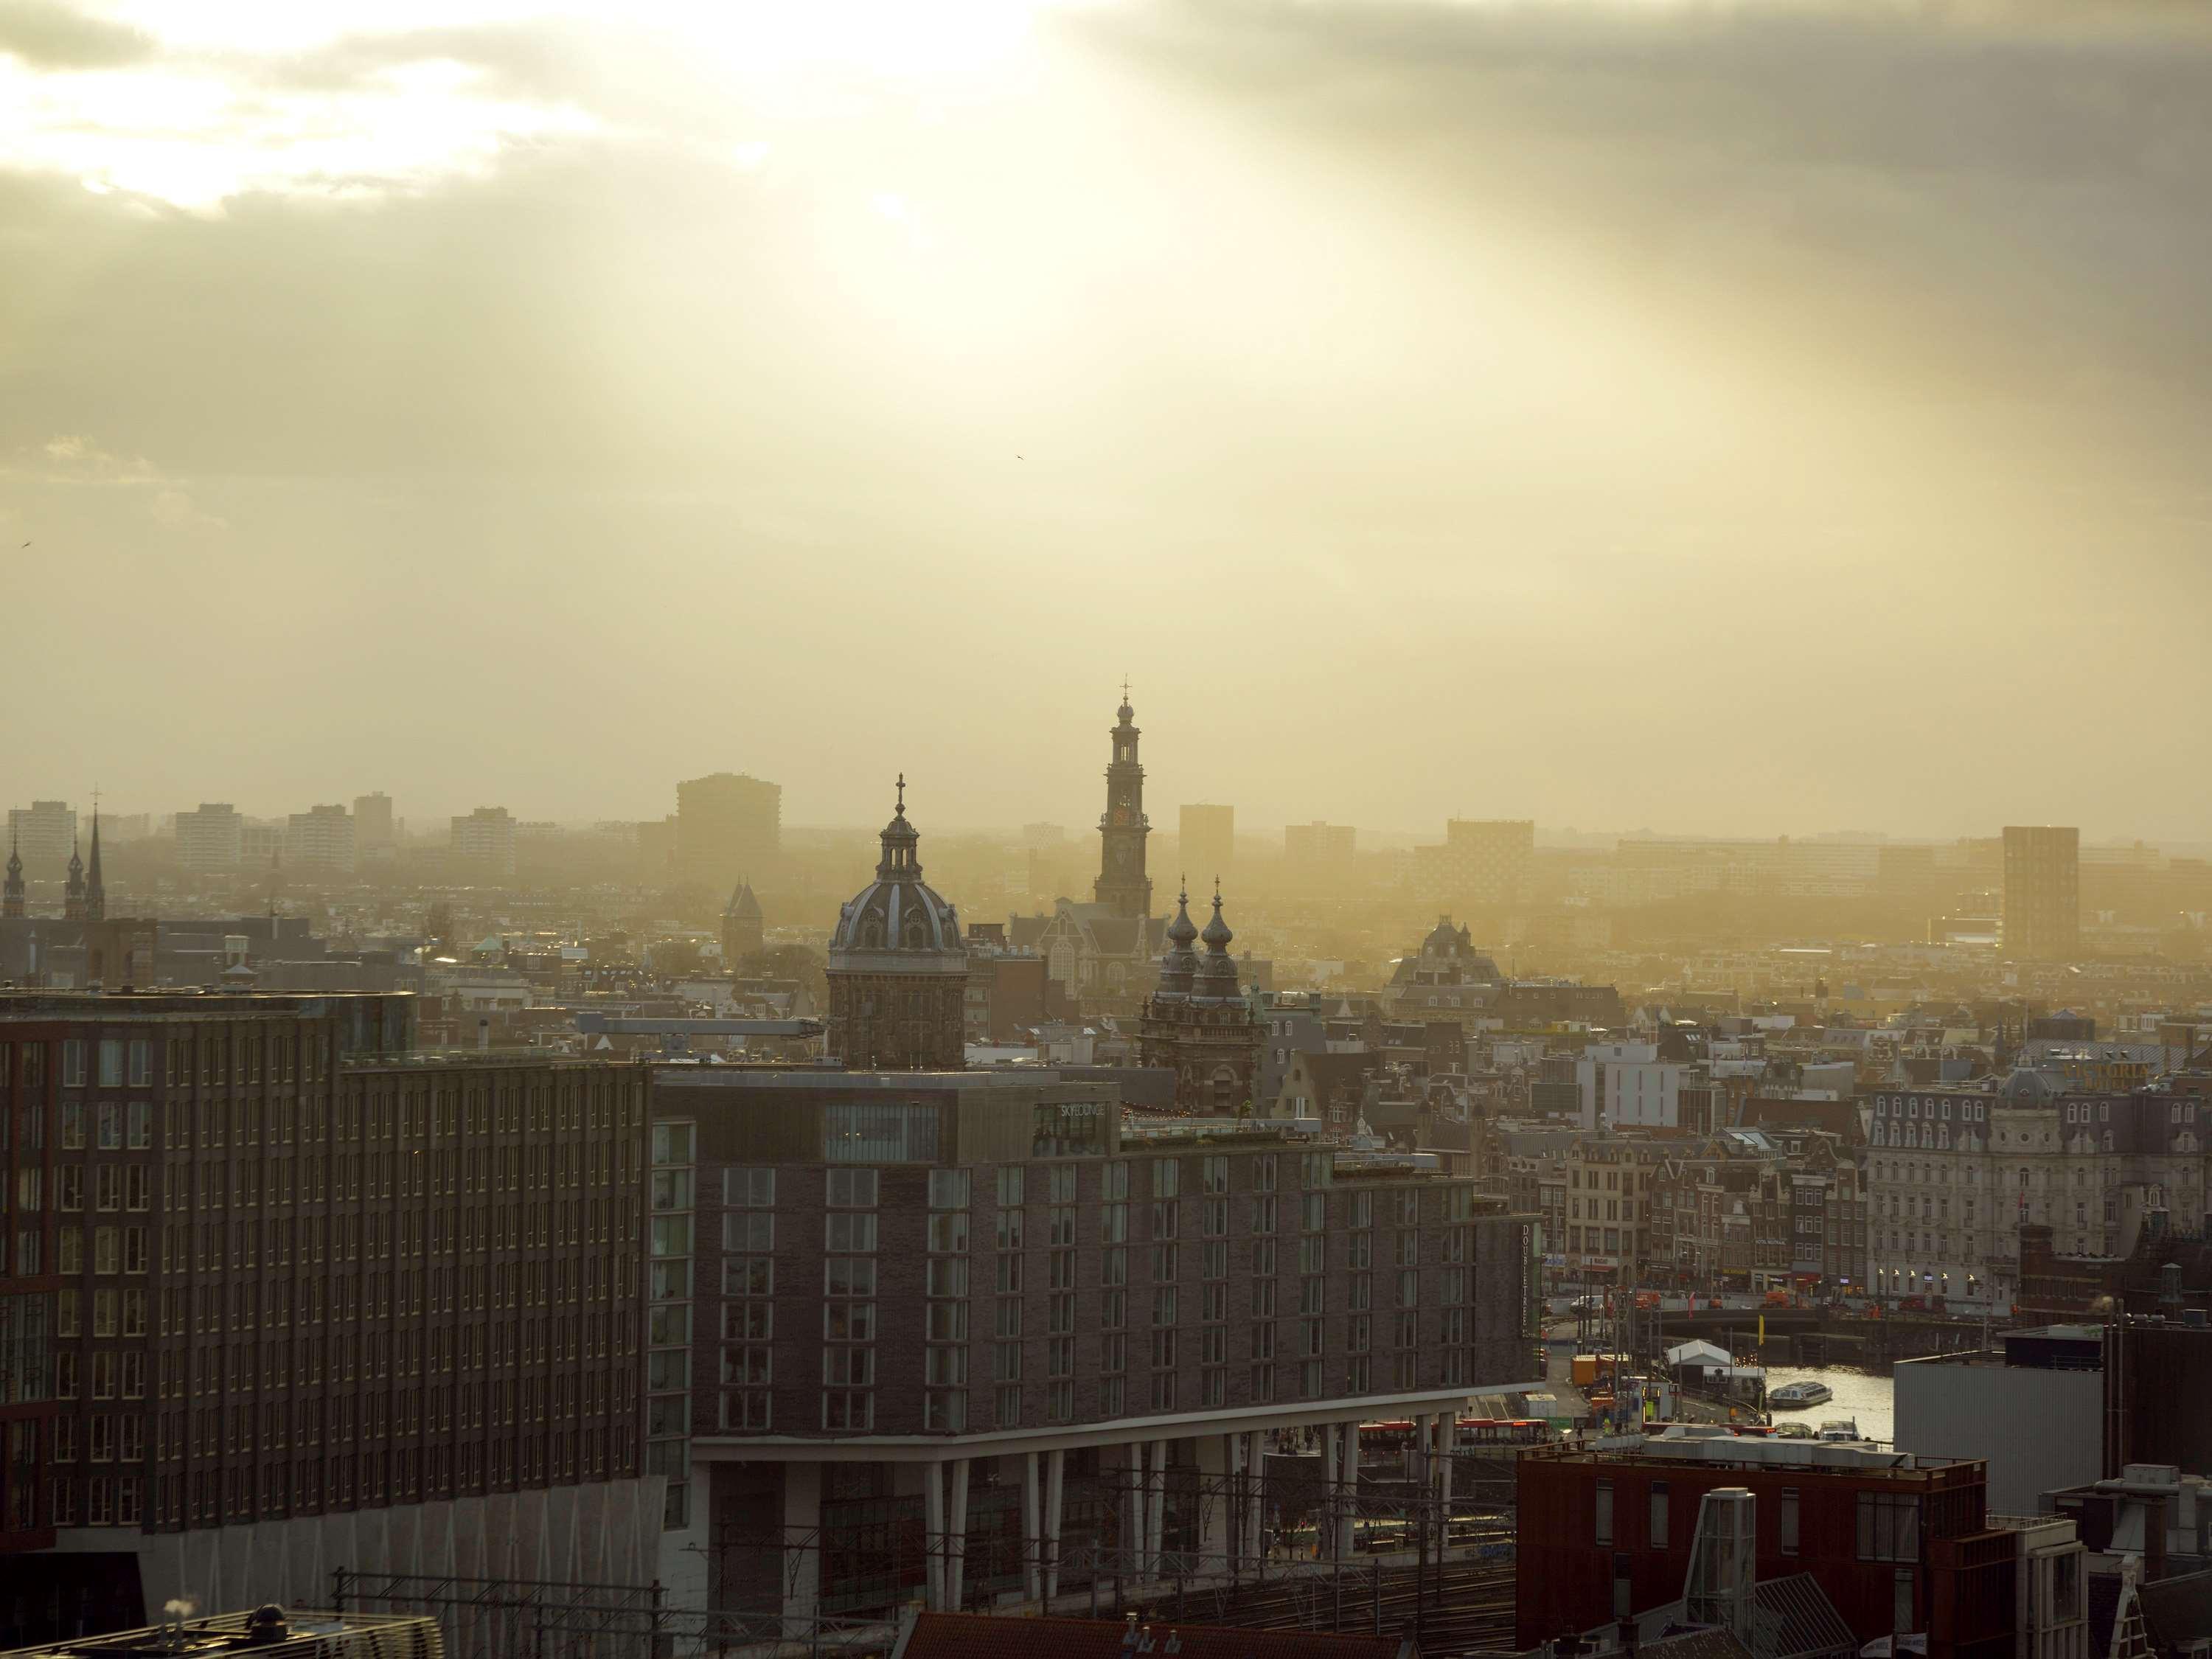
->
[2,824,23,920]
[1093,692,1152,921]
[63,830,86,922]
[83,801,105,922]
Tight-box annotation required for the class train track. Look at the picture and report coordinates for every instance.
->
[1109,1554,1519,1657]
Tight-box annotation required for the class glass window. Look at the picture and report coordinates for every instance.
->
[725,1169,774,1207]
[1596,1480,1615,1546]
[1650,1482,1669,1548]
[822,1102,938,1162]
[928,1169,971,1211]
[826,1169,878,1208]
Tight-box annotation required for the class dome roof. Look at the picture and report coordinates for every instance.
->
[828,778,964,966]
[1998,1066,2062,1104]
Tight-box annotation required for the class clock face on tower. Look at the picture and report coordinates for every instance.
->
[1113,807,1130,827]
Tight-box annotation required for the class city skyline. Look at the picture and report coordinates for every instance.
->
[4,2,2211,838]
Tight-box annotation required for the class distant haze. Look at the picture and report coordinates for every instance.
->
[4,1,2209,839]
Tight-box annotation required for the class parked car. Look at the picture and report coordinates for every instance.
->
[1896,1295,1927,1312]
[1569,1294,1605,1315]
[1761,1290,1793,1308]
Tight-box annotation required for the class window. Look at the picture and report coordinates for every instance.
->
[1781,1489,1801,1554]
[1857,1493,1920,1563]
[826,1214,877,1253]
[929,1169,972,1210]
[827,1169,878,1208]
[724,1169,774,1207]
[1649,1483,1669,1548]
[1596,1480,1615,1546]
[723,1213,773,1251]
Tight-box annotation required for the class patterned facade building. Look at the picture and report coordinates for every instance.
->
[0,991,658,1643]
[825,783,967,1071]
[1137,887,1263,1116]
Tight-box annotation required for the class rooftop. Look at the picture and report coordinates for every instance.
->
[1523,1434,1977,1482]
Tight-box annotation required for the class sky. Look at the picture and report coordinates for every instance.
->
[3,0,2210,840]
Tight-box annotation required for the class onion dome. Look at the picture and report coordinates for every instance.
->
[1193,886,1240,999]
[1156,886,1200,997]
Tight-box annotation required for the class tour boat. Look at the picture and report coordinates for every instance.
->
[1769,1380,1834,1408]
[1817,1419,1862,1441]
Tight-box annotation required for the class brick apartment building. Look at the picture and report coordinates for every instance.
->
[648,1065,1542,1621]
[1515,1435,2084,1659]
[0,991,658,1646]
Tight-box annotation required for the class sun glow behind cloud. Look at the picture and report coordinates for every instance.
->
[0,0,1070,209]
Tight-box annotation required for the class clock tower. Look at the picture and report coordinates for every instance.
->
[1093,686,1153,921]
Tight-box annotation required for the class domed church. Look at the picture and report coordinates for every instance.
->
[1137,882,1263,1114]
[825,778,969,1070]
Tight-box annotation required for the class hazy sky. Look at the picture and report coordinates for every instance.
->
[4,0,2210,839]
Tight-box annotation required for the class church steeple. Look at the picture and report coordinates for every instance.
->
[83,808,105,922]
[1093,685,1153,921]
[2,826,24,919]
[63,834,86,922]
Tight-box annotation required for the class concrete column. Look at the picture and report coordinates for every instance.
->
[1023,1452,1044,1602]
[1145,1439,1169,1578]
[1433,1415,1455,1551]
[782,1462,823,1628]
[1244,1431,1267,1562]
[1043,1449,1066,1601]
[946,1458,973,1610]
[1122,1447,1144,1579]
[1410,1413,1431,1480]
[1336,1420,1359,1560]
[924,1461,947,1610]
[1199,1433,1231,1574]
[1321,1424,1340,1559]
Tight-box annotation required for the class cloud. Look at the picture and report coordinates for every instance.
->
[13,434,225,530]
[149,488,228,532]
[0,0,152,69]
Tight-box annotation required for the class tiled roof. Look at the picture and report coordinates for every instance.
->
[893,1613,1413,1659]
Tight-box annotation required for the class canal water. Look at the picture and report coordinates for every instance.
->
[1759,1364,1897,1444]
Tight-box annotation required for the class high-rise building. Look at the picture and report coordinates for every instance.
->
[284,804,356,876]
[1093,692,1152,921]
[648,1065,1540,1618]
[1178,804,1234,887]
[173,805,244,874]
[675,773,781,894]
[449,806,517,876]
[1412,818,1534,908]
[6,804,76,877]
[825,782,966,1071]
[0,990,658,1623]
[352,791,395,852]
[1283,821,1355,880]
[2003,825,2080,961]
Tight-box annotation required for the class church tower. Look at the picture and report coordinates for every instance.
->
[83,810,105,923]
[722,879,764,969]
[63,835,86,922]
[2,828,24,919]
[1093,686,1153,921]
